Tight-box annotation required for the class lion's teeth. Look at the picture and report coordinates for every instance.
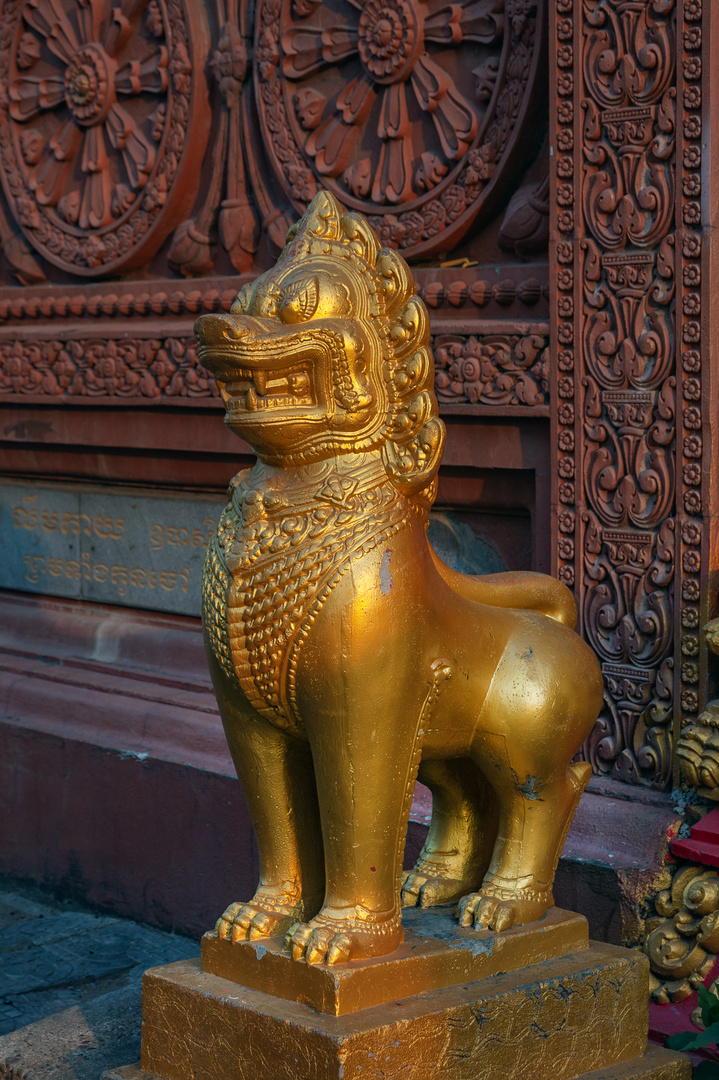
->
[246,387,258,410]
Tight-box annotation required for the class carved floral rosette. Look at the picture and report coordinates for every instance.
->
[249,0,547,257]
[0,0,210,275]
[434,331,548,408]
[551,0,708,789]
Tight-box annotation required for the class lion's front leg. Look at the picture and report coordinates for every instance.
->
[287,626,434,965]
[207,654,324,943]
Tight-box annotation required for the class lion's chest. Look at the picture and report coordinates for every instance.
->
[202,476,408,733]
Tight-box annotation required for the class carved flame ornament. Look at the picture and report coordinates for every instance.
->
[194,191,603,966]
[0,0,209,274]
[250,0,546,256]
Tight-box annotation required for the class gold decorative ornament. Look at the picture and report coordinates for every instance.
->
[645,863,719,1004]
[194,190,604,966]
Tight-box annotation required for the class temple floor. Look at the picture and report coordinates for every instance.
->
[0,878,196,1079]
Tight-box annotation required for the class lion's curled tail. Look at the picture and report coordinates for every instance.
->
[430,550,577,628]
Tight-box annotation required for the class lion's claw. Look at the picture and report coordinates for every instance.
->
[215,894,301,943]
[457,891,548,931]
[401,870,471,909]
[285,911,402,964]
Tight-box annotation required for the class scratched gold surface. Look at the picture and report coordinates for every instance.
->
[105,1047,691,1080]
[137,945,678,1080]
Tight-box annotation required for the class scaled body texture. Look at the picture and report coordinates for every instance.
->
[195,191,604,965]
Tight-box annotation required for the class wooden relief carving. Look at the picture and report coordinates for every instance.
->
[0,321,544,411]
[0,0,211,276]
[0,334,220,398]
[434,330,549,408]
[248,0,546,257]
[552,0,707,788]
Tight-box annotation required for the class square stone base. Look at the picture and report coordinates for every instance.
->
[101,941,690,1080]
[104,1045,691,1080]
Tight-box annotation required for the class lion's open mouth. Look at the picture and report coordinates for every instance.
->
[218,362,315,420]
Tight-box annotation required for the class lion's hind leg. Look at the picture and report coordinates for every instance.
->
[457,760,591,932]
[402,758,498,909]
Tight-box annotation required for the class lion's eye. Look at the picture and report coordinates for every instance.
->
[248,282,278,315]
[279,278,319,323]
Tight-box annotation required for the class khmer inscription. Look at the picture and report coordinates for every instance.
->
[0,480,223,616]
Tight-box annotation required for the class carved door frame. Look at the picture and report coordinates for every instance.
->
[549,0,719,789]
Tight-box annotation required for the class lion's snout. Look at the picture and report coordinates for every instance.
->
[194,313,253,351]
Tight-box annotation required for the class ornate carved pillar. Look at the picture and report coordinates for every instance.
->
[550,0,718,790]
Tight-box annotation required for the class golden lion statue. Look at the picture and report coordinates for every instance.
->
[194,192,603,967]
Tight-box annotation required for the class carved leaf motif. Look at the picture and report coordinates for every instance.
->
[9,75,65,121]
[343,157,372,198]
[23,0,80,64]
[79,125,111,228]
[373,83,413,204]
[16,32,42,69]
[410,54,478,161]
[20,128,44,165]
[281,23,358,79]
[105,104,156,190]
[294,87,326,130]
[425,0,504,45]
[415,151,448,193]
[31,118,81,206]
[305,75,375,177]
[116,48,169,95]
[582,0,676,111]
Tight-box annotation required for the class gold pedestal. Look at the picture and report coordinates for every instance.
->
[103,909,690,1080]
[201,905,588,1015]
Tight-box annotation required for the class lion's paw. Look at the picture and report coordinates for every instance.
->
[456,891,549,932]
[215,893,302,943]
[285,911,403,965]
[401,870,473,908]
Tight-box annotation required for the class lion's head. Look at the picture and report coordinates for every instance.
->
[195,191,445,499]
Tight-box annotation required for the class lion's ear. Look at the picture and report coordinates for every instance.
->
[342,213,380,267]
[376,249,414,318]
[230,282,253,314]
[382,413,446,497]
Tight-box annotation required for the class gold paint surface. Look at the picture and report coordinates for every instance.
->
[141,945,655,1080]
[194,189,605,967]
[580,1048,691,1080]
[104,1047,692,1080]
[201,905,588,1015]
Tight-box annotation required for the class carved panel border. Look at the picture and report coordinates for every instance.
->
[551,0,712,790]
[0,325,549,412]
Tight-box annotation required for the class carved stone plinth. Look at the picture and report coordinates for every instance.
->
[101,909,690,1080]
